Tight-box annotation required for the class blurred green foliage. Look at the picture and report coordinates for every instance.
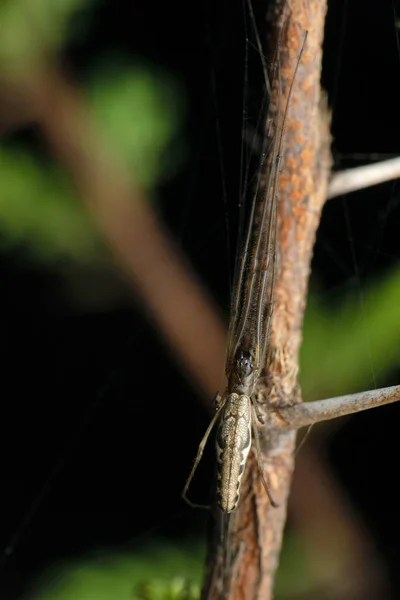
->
[0,148,100,263]
[88,60,184,189]
[0,62,182,263]
[0,0,94,75]
[27,544,203,600]
[0,0,183,265]
[301,269,400,400]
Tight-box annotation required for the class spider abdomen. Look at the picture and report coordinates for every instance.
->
[216,393,252,513]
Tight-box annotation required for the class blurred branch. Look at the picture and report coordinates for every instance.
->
[328,156,400,198]
[24,66,227,400]
[289,442,391,600]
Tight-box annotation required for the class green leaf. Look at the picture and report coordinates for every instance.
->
[0,148,100,262]
[301,269,400,400]
[0,0,94,76]
[0,63,184,264]
[27,543,204,600]
[87,60,185,188]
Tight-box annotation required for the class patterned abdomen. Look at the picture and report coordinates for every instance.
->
[216,393,252,513]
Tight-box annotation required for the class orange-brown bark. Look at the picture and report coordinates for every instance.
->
[202,1,331,598]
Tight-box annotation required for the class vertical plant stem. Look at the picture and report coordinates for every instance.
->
[202,1,331,598]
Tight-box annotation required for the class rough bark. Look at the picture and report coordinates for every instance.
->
[202,1,331,598]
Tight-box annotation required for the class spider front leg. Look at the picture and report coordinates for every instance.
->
[213,392,223,412]
[252,393,266,424]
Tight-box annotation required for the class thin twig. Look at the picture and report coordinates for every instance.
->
[327,156,400,198]
[246,135,400,200]
[270,385,400,429]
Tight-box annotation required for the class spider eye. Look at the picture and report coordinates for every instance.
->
[236,350,253,377]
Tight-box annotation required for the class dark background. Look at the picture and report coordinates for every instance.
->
[2,0,400,597]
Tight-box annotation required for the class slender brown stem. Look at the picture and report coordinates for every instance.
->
[27,67,227,400]
[202,1,331,598]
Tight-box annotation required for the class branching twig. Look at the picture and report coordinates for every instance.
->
[272,385,400,430]
[246,128,400,200]
[328,156,400,199]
